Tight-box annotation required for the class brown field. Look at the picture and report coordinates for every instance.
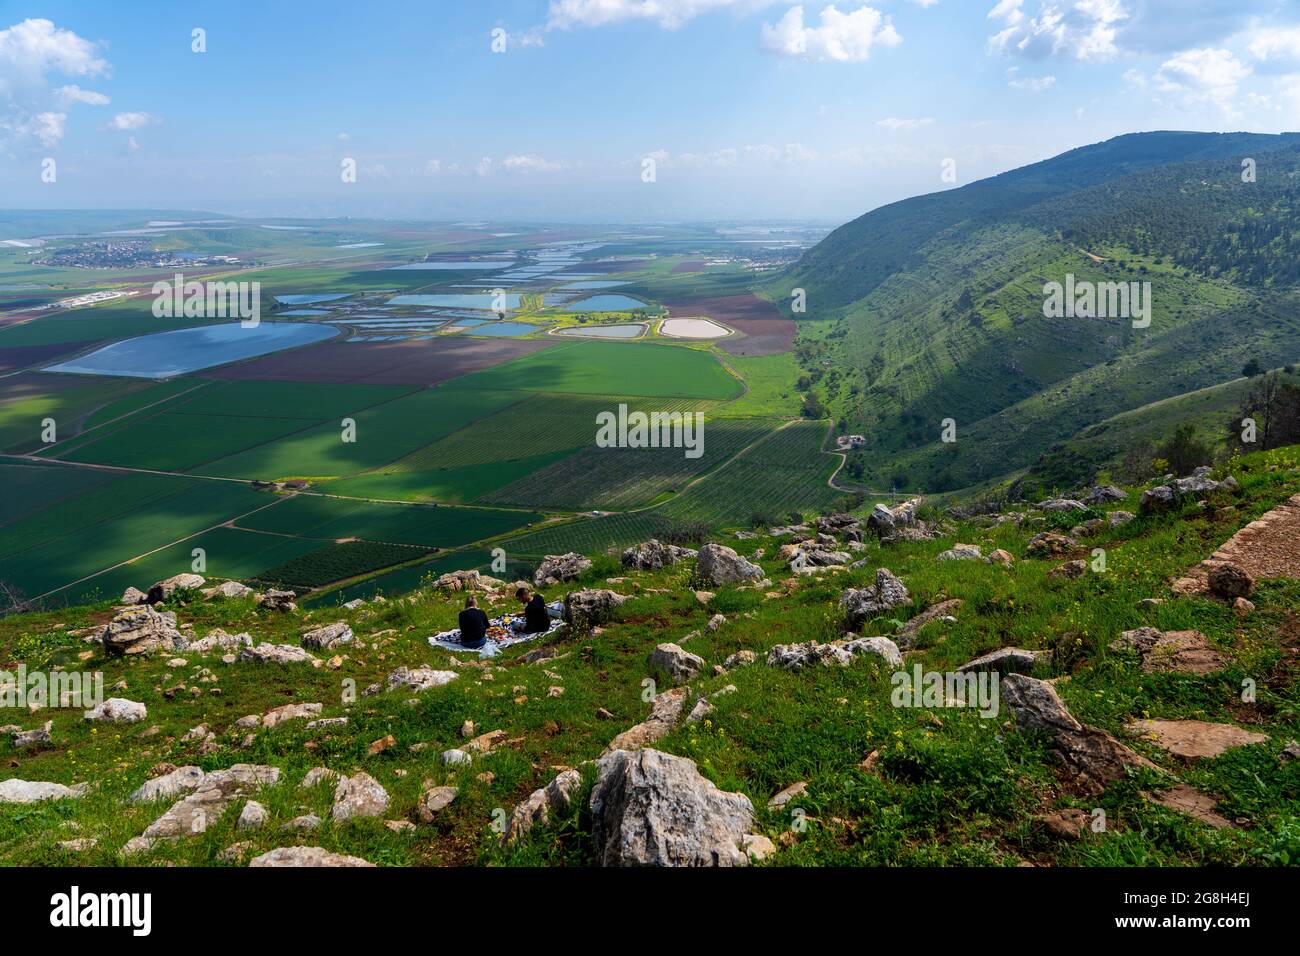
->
[662,294,795,356]
[201,337,554,386]
[670,260,708,274]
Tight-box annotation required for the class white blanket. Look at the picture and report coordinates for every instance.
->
[428,602,565,659]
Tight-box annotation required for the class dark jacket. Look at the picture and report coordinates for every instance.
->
[522,594,550,633]
[458,607,490,647]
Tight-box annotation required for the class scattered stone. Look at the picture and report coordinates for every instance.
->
[1083,485,1126,506]
[534,552,592,587]
[0,779,85,803]
[742,833,776,861]
[767,781,807,809]
[1207,562,1254,599]
[1035,808,1092,841]
[695,542,763,586]
[648,643,706,684]
[121,586,148,605]
[84,698,146,723]
[896,598,963,645]
[257,589,298,612]
[767,635,902,670]
[604,687,689,753]
[590,749,755,867]
[707,613,726,631]
[1126,719,1268,759]
[564,589,628,629]
[685,698,714,724]
[237,800,267,831]
[281,814,321,832]
[956,647,1046,675]
[12,721,52,750]
[987,548,1015,566]
[57,838,98,853]
[622,539,697,571]
[503,769,584,843]
[332,772,390,821]
[1026,532,1075,558]
[1109,628,1224,675]
[368,734,396,755]
[101,605,182,657]
[146,573,205,604]
[382,665,459,693]
[441,749,472,766]
[1049,560,1088,580]
[262,702,322,728]
[1146,784,1232,828]
[841,568,910,628]
[937,544,984,562]
[1001,674,1158,795]
[204,580,257,600]
[238,643,318,666]
[249,847,374,868]
[416,786,459,823]
[300,767,340,789]
[301,622,354,651]
[722,649,756,670]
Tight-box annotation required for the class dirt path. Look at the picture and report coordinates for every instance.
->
[1173,493,1300,594]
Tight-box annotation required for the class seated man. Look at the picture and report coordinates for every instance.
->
[457,595,490,649]
[516,586,551,634]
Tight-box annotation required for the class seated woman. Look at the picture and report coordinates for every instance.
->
[515,586,552,634]
[457,595,490,649]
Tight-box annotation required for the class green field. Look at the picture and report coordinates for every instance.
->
[0,374,146,454]
[255,539,434,589]
[482,417,781,511]
[234,494,540,549]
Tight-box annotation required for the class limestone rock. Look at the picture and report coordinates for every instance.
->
[101,605,181,657]
[257,589,297,612]
[416,786,459,823]
[238,643,318,665]
[841,569,910,628]
[604,687,689,753]
[1126,719,1267,759]
[84,698,146,723]
[502,769,583,843]
[1109,628,1223,675]
[695,543,763,587]
[146,573,205,604]
[622,539,697,571]
[249,846,375,867]
[0,779,85,803]
[767,635,902,670]
[332,771,390,821]
[956,647,1046,675]
[534,552,591,587]
[590,749,755,867]
[301,622,354,651]
[1207,562,1254,599]
[564,588,628,629]
[237,800,267,831]
[648,643,705,684]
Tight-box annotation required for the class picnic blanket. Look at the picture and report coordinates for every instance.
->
[428,601,565,659]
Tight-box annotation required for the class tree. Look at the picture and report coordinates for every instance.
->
[1157,423,1212,476]
[1242,358,1264,377]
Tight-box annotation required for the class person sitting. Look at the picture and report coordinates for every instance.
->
[516,586,551,634]
[458,595,490,649]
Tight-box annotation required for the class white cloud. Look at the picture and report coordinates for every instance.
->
[0,18,108,148]
[106,111,159,131]
[547,0,773,30]
[1153,47,1250,114]
[988,0,1128,62]
[424,159,441,175]
[642,143,815,168]
[761,4,901,63]
[53,84,109,107]
[475,156,494,176]
[501,153,568,172]
[876,116,933,131]
[1247,26,1300,63]
[1008,73,1056,90]
[127,135,140,151]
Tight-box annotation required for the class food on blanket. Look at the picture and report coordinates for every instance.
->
[487,626,509,641]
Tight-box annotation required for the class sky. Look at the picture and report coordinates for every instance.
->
[3,0,1300,225]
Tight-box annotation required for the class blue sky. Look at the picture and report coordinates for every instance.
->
[3,0,1300,223]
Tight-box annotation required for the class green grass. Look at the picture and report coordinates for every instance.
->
[255,540,433,589]
[324,451,573,504]
[0,375,147,454]
[1,444,1295,867]
[453,341,742,401]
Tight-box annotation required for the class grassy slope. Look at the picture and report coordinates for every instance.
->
[0,445,1296,866]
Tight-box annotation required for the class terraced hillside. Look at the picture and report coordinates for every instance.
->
[777,132,1300,494]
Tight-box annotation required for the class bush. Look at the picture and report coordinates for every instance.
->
[1156,424,1212,476]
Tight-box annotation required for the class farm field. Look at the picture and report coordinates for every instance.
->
[0,373,147,453]
[232,494,541,549]
[482,416,780,511]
